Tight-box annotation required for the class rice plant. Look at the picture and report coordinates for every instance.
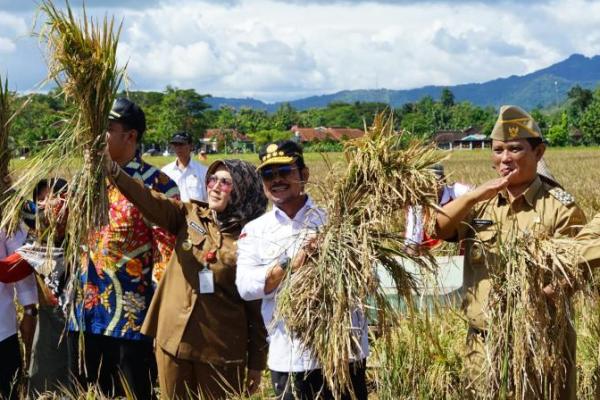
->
[0,75,12,215]
[1,0,124,256]
[275,111,446,397]
[482,232,585,400]
[371,304,466,399]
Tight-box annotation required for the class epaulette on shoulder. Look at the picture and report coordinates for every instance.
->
[549,187,575,206]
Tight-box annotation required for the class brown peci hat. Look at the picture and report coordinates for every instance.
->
[490,105,541,141]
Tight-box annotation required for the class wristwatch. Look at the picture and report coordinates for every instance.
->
[279,254,291,272]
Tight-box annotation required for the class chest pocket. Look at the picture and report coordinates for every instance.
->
[184,221,207,251]
[469,227,498,268]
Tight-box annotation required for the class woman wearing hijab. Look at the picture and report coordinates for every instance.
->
[104,157,268,400]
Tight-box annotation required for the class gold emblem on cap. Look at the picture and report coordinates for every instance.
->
[266,144,278,153]
[508,126,519,138]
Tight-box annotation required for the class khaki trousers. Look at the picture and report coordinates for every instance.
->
[463,327,576,400]
[156,346,245,400]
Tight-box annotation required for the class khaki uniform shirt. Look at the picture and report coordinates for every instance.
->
[112,169,268,370]
[577,213,600,264]
[456,176,586,330]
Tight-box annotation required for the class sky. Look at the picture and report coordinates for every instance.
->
[1,0,599,102]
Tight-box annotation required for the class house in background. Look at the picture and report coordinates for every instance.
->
[433,126,489,150]
[199,129,254,153]
[290,125,364,143]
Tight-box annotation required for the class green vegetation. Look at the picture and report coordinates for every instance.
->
[7,82,600,156]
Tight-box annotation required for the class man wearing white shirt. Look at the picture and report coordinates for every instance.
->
[0,226,38,400]
[236,140,369,400]
[161,131,208,202]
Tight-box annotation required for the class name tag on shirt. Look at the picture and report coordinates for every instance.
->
[473,219,494,228]
[199,268,214,294]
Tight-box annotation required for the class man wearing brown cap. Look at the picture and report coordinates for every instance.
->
[435,105,586,399]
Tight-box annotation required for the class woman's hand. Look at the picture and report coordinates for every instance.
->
[246,369,262,395]
[101,147,120,178]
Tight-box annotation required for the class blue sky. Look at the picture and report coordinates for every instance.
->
[0,0,598,102]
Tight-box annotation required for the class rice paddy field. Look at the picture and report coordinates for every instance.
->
[137,146,600,216]
[9,146,600,399]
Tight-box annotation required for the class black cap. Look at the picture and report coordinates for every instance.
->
[170,131,192,144]
[258,140,304,170]
[108,98,146,136]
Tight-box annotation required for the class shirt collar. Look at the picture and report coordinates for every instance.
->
[498,175,542,207]
[273,196,314,224]
[123,152,144,174]
[175,159,191,171]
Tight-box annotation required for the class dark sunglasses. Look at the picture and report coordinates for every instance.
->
[207,175,233,192]
[260,165,297,180]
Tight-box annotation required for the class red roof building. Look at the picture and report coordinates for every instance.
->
[290,126,364,143]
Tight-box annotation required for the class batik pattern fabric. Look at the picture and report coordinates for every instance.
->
[70,154,179,340]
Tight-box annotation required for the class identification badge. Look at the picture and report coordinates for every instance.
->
[473,219,494,228]
[189,221,206,235]
[199,268,214,294]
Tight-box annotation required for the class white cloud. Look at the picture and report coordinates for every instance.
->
[0,36,15,53]
[0,0,599,100]
[0,12,28,34]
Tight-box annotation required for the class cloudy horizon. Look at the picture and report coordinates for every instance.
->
[0,0,599,102]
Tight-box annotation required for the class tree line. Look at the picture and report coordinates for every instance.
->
[8,85,600,154]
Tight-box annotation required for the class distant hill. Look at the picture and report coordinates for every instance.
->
[205,54,600,112]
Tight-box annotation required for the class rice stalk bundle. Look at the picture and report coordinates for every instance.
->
[275,111,446,397]
[484,233,584,400]
[576,291,600,399]
[1,1,125,254]
[39,0,124,245]
[0,76,11,215]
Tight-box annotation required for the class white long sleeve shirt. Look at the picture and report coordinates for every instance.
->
[162,159,208,202]
[0,228,38,342]
[236,197,369,373]
[405,182,472,245]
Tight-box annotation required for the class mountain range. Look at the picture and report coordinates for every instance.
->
[205,54,600,112]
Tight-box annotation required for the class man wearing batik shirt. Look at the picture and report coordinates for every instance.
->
[69,98,179,400]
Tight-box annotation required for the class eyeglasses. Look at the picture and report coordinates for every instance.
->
[207,175,233,192]
[260,165,297,180]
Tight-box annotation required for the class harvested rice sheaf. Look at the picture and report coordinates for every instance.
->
[0,76,11,215]
[484,233,585,400]
[1,0,125,257]
[40,0,124,241]
[275,112,446,397]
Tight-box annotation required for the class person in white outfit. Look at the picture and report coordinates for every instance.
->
[0,224,38,400]
[236,140,369,400]
[162,131,208,202]
[405,164,471,251]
